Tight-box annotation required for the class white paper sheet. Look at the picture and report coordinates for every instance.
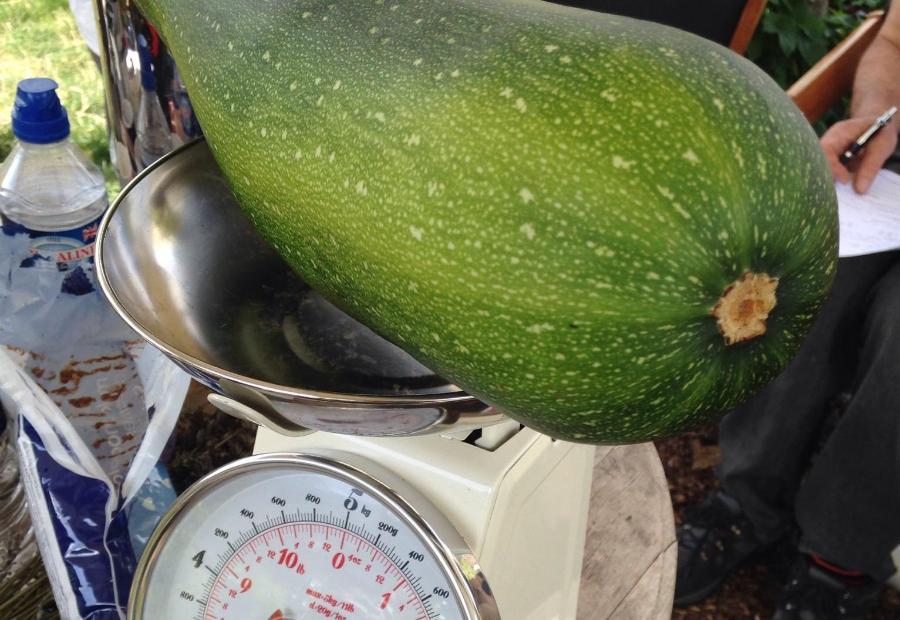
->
[838,169,900,258]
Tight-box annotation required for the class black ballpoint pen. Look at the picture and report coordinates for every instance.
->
[839,106,898,165]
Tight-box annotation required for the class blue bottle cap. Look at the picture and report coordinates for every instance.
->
[11,78,71,144]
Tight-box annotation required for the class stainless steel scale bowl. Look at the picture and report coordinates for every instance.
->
[96,139,504,436]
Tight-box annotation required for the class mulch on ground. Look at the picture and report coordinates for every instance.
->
[166,383,258,494]
[655,425,900,619]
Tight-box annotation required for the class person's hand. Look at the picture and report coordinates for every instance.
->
[819,115,898,194]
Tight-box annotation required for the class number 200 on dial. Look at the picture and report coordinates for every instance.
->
[128,453,496,620]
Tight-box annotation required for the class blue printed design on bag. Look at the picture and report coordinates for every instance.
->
[22,419,136,620]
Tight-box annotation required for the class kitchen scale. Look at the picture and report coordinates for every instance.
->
[96,140,595,619]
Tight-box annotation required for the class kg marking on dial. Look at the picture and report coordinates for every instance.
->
[129,453,493,620]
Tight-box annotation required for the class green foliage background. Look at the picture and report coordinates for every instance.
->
[0,0,891,194]
[748,0,887,88]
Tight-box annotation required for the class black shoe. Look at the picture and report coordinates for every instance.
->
[772,553,882,619]
[674,490,767,606]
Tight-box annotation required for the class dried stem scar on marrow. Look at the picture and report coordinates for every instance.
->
[712,272,779,346]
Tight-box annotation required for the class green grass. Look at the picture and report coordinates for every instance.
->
[0,0,117,195]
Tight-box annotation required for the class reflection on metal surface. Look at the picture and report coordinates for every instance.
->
[96,141,505,437]
[94,0,201,184]
[206,393,313,438]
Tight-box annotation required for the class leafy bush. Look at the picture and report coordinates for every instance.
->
[747,0,887,131]
[748,0,887,88]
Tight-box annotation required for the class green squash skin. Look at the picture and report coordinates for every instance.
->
[137,0,837,443]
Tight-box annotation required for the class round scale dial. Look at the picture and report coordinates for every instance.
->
[129,453,495,620]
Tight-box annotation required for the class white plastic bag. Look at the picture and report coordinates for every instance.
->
[0,344,188,620]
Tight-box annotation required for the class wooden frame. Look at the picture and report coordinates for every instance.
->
[729,0,768,55]
[787,10,887,123]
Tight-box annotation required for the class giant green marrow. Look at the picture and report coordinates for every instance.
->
[137,0,837,443]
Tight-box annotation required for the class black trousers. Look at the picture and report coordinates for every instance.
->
[718,252,900,582]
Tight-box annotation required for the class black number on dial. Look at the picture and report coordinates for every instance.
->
[191,550,205,568]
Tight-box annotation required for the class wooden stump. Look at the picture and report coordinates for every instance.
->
[578,443,676,619]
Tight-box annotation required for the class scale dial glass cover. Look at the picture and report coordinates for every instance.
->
[129,453,495,620]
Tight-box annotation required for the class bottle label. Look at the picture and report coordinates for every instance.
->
[1,214,103,296]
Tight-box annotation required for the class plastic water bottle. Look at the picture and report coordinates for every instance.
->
[135,35,172,168]
[0,77,108,296]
